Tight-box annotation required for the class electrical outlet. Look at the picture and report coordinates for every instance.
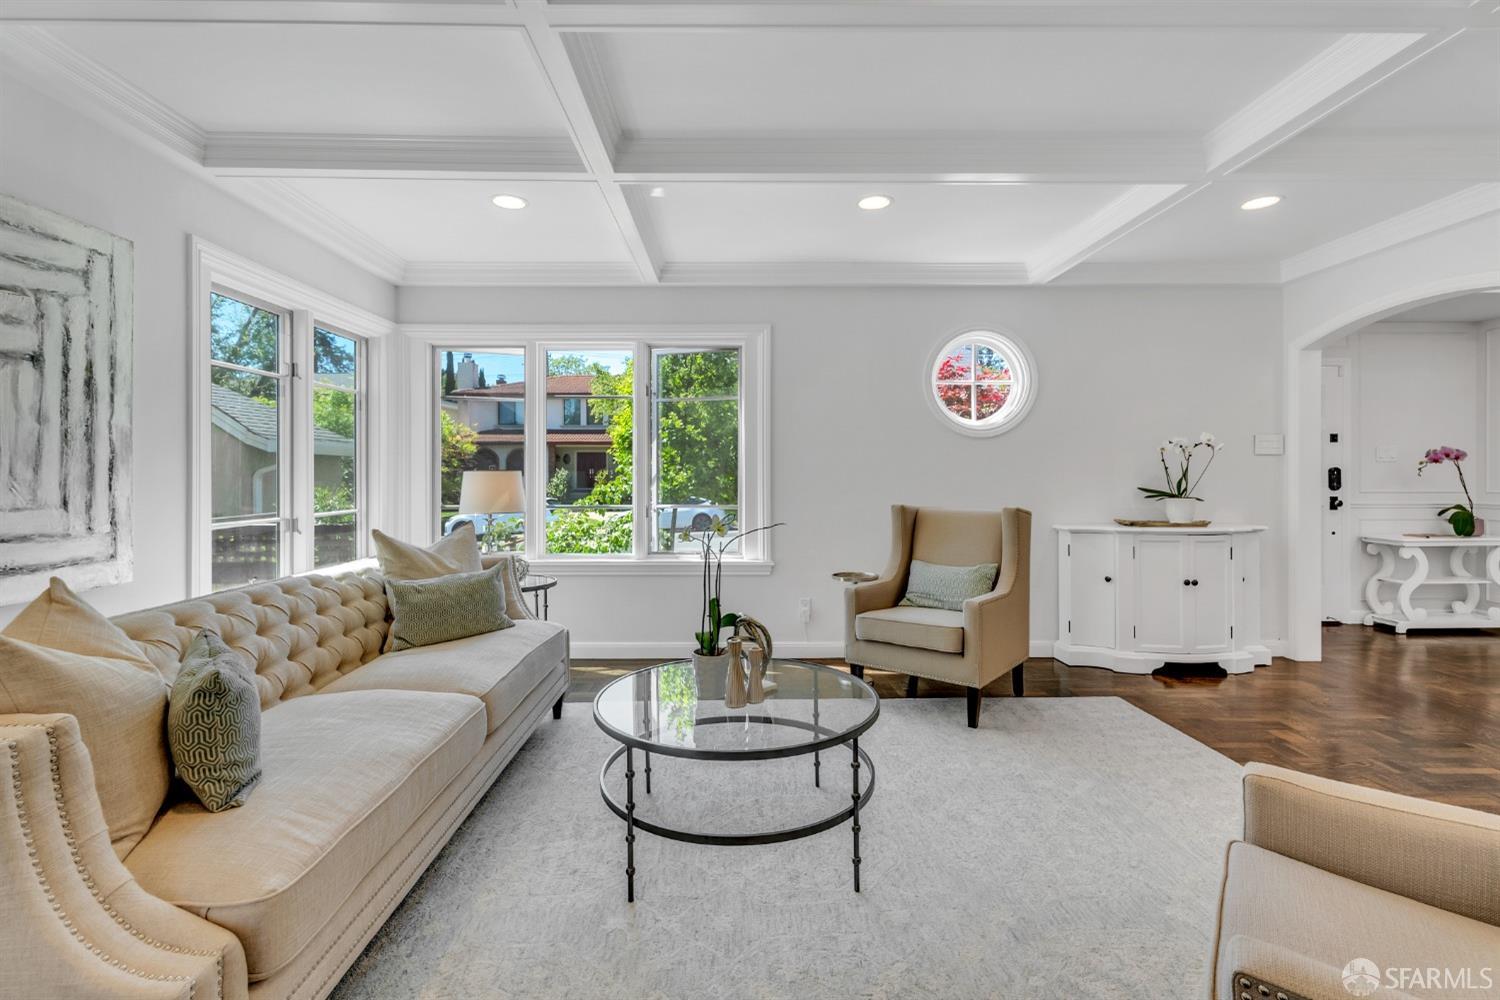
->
[797,597,812,624]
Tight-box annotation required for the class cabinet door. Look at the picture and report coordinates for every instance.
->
[1134,536,1189,651]
[1189,537,1232,651]
[1067,533,1116,648]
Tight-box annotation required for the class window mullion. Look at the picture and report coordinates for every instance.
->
[632,341,650,560]
[288,309,314,574]
[525,341,546,558]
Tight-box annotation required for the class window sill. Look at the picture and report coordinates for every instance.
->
[525,557,774,577]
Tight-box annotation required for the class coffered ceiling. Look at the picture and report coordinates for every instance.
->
[1,1,1496,287]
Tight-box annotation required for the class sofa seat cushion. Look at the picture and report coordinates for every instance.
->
[854,607,964,654]
[318,620,567,735]
[1214,842,1500,1000]
[123,689,486,981]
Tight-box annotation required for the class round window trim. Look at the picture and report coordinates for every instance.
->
[925,329,1038,437]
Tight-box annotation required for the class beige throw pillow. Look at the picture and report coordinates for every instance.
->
[0,578,171,858]
[372,521,483,581]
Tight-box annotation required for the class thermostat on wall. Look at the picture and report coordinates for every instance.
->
[1253,434,1284,456]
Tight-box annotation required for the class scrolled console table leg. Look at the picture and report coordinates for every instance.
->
[1449,546,1483,615]
[1395,547,1430,628]
[1488,545,1500,622]
[1363,542,1396,617]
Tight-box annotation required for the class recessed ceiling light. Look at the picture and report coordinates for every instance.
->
[1240,195,1281,211]
[648,186,666,198]
[491,194,527,210]
[857,194,893,211]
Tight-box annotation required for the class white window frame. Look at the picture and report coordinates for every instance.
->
[404,324,771,576]
[925,327,1039,437]
[189,239,393,593]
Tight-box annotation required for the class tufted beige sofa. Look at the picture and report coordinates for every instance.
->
[1,558,568,1000]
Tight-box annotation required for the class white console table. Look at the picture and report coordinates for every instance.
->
[1361,535,1500,633]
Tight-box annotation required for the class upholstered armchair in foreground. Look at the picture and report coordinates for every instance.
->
[1210,764,1500,1000]
[843,505,1031,727]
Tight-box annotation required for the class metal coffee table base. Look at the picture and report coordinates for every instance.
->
[598,719,875,902]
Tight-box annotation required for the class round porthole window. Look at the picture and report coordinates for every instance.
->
[926,329,1037,436]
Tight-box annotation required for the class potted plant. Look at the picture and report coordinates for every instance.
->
[1138,434,1223,523]
[1417,446,1483,536]
[681,517,783,671]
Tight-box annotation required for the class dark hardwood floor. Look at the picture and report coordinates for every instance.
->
[570,624,1500,814]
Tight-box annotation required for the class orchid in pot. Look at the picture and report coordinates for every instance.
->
[1417,446,1483,537]
[681,516,784,665]
[1138,434,1223,523]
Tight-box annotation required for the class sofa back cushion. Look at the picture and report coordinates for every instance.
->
[112,570,388,711]
[0,577,171,858]
[911,508,1005,567]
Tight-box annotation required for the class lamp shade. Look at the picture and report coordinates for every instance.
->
[458,470,525,514]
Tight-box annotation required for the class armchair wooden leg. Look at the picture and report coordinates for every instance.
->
[849,664,865,680]
[1011,664,1024,697]
[906,675,919,697]
[553,695,564,720]
[966,687,981,728]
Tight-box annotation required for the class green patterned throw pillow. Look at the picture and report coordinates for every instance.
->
[168,630,262,812]
[386,563,514,652]
[900,560,999,611]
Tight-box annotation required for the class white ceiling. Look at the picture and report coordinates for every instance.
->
[0,2,1495,287]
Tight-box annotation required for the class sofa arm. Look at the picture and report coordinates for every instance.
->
[1242,763,1500,927]
[0,714,248,1000]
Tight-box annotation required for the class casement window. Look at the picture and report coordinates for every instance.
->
[191,241,386,593]
[419,326,769,570]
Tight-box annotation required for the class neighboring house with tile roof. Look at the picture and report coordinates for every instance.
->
[442,360,619,501]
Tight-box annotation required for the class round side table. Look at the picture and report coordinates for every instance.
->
[519,573,558,620]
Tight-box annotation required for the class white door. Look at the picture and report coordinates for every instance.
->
[1188,537,1232,651]
[1067,533,1117,648]
[1135,536,1189,652]
[1321,363,1348,620]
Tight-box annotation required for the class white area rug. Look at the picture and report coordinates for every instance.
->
[332,698,1241,999]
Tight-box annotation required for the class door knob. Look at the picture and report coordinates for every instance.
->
[1329,496,1344,511]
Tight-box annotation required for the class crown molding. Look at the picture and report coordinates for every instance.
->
[0,25,206,162]
[401,262,642,286]
[612,131,1204,184]
[1026,184,1189,284]
[1240,131,1500,182]
[0,1,527,26]
[658,262,1030,286]
[1057,261,1282,285]
[1281,183,1500,283]
[236,179,407,283]
[204,133,584,175]
[1205,32,1440,174]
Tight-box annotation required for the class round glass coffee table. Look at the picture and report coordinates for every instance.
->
[593,658,879,902]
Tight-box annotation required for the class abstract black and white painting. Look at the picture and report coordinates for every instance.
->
[0,194,133,604]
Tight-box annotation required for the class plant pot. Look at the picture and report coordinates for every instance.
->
[1162,498,1200,524]
[690,650,728,700]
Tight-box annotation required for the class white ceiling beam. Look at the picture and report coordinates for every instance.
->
[545,2,1496,32]
[0,2,527,26]
[1280,182,1500,282]
[1238,130,1500,182]
[1203,32,1451,173]
[612,133,1206,184]
[515,0,661,283]
[202,134,586,177]
[402,262,643,286]
[1027,29,1461,282]
[657,262,1031,287]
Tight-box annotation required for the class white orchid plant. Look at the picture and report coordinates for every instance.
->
[1138,433,1223,503]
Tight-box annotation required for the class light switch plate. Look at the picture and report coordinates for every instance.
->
[1375,446,1398,463]
[1253,434,1284,456]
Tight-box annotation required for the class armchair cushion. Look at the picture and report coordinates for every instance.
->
[854,606,965,654]
[899,559,997,611]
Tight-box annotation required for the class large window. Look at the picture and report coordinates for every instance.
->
[427,331,764,565]
[201,288,367,591]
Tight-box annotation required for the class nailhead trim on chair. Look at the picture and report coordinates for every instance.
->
[29,722,227,999]
[6,736,197,999]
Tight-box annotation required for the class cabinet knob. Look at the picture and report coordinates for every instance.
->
[1183,579,1191,586]
[1104,575,1112,583]
[1192,579,1200,586]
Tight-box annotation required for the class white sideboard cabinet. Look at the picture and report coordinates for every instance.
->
[1053,525,1270,674]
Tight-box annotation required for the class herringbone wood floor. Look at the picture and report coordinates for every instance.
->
[570,625,1500,814]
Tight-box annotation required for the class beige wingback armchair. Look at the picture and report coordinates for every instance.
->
[844,505,1031,727]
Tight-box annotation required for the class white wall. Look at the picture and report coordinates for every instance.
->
[1322,323,1500,620]
[398,284,1287,656]
[0,72,395,624]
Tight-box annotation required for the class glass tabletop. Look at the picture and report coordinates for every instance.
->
[593,658,879,759]
[518,574,557,590]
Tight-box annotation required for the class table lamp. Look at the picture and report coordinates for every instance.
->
[458,471,524,550]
